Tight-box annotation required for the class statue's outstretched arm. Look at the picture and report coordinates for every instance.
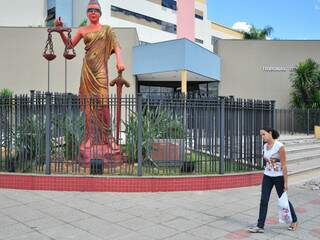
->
[59,29,82,49]
[55,17,82,49]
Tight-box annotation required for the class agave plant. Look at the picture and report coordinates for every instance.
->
[122,105,185,163]
[14,115,48,172]
[51,112,85,160]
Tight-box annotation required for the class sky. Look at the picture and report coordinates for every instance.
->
[207,0,320,40]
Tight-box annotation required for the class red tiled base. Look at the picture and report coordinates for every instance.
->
[0,172,263,192]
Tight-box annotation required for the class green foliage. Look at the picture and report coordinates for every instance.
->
[243,25,273,40]
[79,19,88,27]
[290,58,320,109]
[122,106,186,162]
[52,113,85,160]
[14,112,85,172]
[0,88,13,97]
[14,115,47,172]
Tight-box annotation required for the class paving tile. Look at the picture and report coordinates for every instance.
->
[163,232,207,240]
[39,205,92,223]
[39,223,103,240]
[0,223,33,239]
[161,217,204,231]
[0,205,46,222]
[0,181,319,240]
[70,216,132,240]
[136,224,178,240]
[0,213,19,226]
[186,224,228,240]
[6,231,52,240]
[24,215,65,230]
[117,217,156,231]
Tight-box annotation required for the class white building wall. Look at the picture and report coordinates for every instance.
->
[195,19,212,49]
[104,0,177,43]
[108,0,177,24]
[109,19,176,43]
[194,0,213,49]
[0,0,46,27]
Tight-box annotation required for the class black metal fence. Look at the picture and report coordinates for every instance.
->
[275,109,320,135]
[0,92,275,176]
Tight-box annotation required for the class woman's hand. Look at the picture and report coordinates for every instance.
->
[284,183,288,192]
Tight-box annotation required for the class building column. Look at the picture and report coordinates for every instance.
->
[181,70,188,95]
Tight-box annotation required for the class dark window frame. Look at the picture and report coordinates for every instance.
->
[111,5,177,34]
[195,38,204,44]
[161,0,177,11]
[195,14,204,20]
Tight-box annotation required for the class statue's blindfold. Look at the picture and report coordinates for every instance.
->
[87,8,101,14]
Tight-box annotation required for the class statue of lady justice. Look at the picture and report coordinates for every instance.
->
[56,0,125,164]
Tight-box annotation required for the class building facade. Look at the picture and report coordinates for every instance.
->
[218,40,320,108]
[61,0,243,50]
[0,0,47,27]
[0,0,242,51]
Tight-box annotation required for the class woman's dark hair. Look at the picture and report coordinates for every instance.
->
[261,127,280,139]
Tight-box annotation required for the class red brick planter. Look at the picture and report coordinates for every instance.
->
[0,172,263,192]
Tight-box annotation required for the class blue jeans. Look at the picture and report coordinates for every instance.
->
[257,174,297,228]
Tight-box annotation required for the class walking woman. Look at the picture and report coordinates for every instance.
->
[248,128,298,233]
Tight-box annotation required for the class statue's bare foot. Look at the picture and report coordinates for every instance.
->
[85,139,91,148]
[80,139,91,149]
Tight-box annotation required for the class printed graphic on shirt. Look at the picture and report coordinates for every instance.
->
[264,154,281,172]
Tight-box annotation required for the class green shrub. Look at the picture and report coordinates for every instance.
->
[0,88,13,97]
[122,105,186,162]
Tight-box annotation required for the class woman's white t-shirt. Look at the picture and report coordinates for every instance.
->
[263,140,284,177]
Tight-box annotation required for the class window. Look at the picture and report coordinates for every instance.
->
[139,85,175,99]
[111,5,177,34]
[195,38,204,44]
[208,82,219,96]
[195,9,204,20]
[161,0,177,11]
[195,14,204,20]
[46,7,55,27]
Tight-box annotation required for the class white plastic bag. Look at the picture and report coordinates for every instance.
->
[278,192,292,224]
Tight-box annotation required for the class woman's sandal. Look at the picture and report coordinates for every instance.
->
[288,222,298,231]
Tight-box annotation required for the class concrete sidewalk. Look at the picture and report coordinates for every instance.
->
[0,178,319,240]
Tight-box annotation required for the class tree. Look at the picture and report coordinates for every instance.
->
[290,58,320,109]
[243,25,273,40]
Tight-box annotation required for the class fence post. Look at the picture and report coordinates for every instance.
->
[137,94,143,176]
[45,92,52,175]
[307,109,310,135]
[291,109,294,135]
[219,97,225,174]
[270,100,276,129]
